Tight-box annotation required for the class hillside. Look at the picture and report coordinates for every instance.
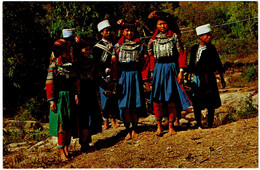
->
[3,54,258,168]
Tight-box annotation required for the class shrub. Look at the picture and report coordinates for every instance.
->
[220,94,258,125]
[237,94,258,118]
[241,64,257,82]
[18,97,49,122]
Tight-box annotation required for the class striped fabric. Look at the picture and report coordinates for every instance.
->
[46,52,56,101]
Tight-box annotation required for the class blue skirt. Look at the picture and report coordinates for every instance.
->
[150,62,191,110]
[100,84,120,118]
[100,85,108,111]
[117,70,144,110]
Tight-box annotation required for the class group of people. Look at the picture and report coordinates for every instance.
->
[45,10,225,161]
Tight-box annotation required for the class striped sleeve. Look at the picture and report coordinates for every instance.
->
[46,52,56,102]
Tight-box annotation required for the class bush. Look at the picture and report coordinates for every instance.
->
[220,94,258,125]
[241,64,257,82]
[18,97,49,122]
[237,94,258,118]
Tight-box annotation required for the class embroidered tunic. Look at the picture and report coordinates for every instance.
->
[46,38,80,137]
[112,37,146,118]
[148,30,191,110]
[93,39,119,118]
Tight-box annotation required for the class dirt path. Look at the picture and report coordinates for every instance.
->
[3,85,258,168]
[51,116,258,168]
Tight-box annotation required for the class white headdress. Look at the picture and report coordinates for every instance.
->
[97,20,111,32]
[196,24,211,36]
[62,28,75,38]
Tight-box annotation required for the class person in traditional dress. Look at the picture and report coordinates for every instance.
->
[73,36,103,153]
[93,15,120,130]
[46,28,80,161]
[147,11,192,136]
[189,24,225,128]
[111,19,147,140]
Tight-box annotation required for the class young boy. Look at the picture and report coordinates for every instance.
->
[189,24,226,128]
[93,16,119,130]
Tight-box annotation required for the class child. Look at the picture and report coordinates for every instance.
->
[189,24,225,128]
[93,16,119,130]
[111,19,146,140]
[46,28,79,161]
[74,37,103,152]
[147,11,192,136]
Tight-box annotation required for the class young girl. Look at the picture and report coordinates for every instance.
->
[189,24,225,128]
[111,19,146,140]
[46,28,79,161]
[147,11,192,136]
[74,37,103,152]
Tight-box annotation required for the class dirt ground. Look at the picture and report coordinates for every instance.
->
[48,116,258,168]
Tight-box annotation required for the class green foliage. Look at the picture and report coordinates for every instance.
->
[20,97,48,121]
[226,2,258,39]
[241,64,258,82]
[42,2,100,39]
[221,94,258,125]
[28,128,49,142]
[4,109,49,149]
[4,130,25,146]
[174,1,258,63]
[237,94,258,118]
[4,126,49,152]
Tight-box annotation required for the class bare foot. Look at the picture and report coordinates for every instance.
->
[167,128,177,136]
[60,148,68,162]
[61,156,69,162]
[155,128,163,136]
[132,130,138,138]
[155,121,163,136]
[125,132,131,140]
[174,119,180,126]
[162,120,169,126]
[111,120,119,129]
[103,120,109,130]
[64,146,69,157]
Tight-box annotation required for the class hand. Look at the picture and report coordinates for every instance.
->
[144,82,150,88]
[75,95,79,105]
[177,71,184,84]
[187,73,191,81]
[187,73,192,86]
[50,101,57,112]
[221,80,226,88]
[221,77,226,88]
[220,74,226,88]
[104,90,111,96]
[112,90,116,95]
